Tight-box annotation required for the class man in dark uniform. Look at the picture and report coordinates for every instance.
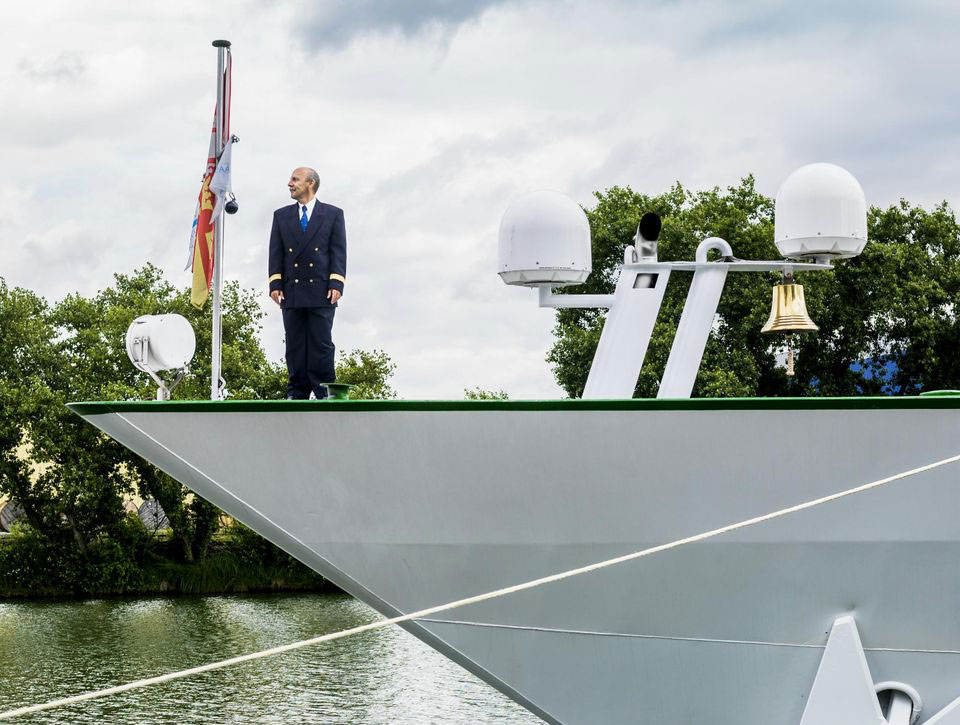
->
[268,167,346,399]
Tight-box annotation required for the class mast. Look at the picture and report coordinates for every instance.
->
[210,39,230,400]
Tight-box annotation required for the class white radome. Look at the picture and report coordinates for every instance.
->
[498,190,592,287]
[125,314,196,372]
[775,163,868,259]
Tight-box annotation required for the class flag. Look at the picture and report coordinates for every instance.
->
[188,50,232,309]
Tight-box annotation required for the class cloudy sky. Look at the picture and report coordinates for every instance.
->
[2,1,959,398]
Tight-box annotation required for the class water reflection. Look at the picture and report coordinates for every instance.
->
[0,594,538,723]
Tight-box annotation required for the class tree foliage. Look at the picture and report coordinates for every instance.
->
[0,267,398,587]
[336,349,397,400]
[0,266,286,564]
[547,178,960,398]
[464,387,508,400]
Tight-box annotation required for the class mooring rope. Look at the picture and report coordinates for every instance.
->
[3,450,959,721]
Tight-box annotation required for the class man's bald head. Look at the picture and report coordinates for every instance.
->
[288,167,320,203]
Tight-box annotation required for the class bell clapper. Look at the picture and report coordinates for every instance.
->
[784,272,795,377]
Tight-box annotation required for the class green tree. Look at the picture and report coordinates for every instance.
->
[464,387,508,400]
[0,266,288,566]
[0,281,83,546]
[1,268,401,592]
[336,349,397,399]
[548,178,960,398]
[799,199,960,395]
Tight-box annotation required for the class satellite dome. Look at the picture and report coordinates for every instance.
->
[498,190,592,287]
[775,163,867,259]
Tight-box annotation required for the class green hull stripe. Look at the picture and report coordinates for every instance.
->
[67,396,960,416]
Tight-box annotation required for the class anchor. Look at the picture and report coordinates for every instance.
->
[801,616,960,725]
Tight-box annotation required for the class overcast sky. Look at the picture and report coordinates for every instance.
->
[2,1,959,399]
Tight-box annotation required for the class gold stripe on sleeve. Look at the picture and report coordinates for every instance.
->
[268,274,282,283]
[329,273,346,284]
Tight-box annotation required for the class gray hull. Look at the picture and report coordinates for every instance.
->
[69,398,960,724]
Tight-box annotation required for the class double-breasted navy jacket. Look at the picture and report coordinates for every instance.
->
[268,201,346,308]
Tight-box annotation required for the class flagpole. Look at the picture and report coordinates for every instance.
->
[211,39,230,400]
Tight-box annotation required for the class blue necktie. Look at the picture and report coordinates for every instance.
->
[300,205,308,232]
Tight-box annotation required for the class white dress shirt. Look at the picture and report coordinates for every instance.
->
[299,196,318,222]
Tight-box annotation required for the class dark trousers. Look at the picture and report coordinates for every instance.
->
[282,306,336,399]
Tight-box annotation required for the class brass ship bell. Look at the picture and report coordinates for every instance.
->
[761,274,817,376]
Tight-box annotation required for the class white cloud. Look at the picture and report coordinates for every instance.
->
[1,0,958,399]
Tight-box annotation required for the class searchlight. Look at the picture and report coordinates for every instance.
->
[125,314,196,400]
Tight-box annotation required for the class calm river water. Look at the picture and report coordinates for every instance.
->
[0,593,540,724]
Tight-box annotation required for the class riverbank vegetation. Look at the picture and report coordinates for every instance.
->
[0,521,330,598]
[0,266,393,597]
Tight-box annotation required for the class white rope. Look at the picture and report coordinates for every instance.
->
[3,450,959,721]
